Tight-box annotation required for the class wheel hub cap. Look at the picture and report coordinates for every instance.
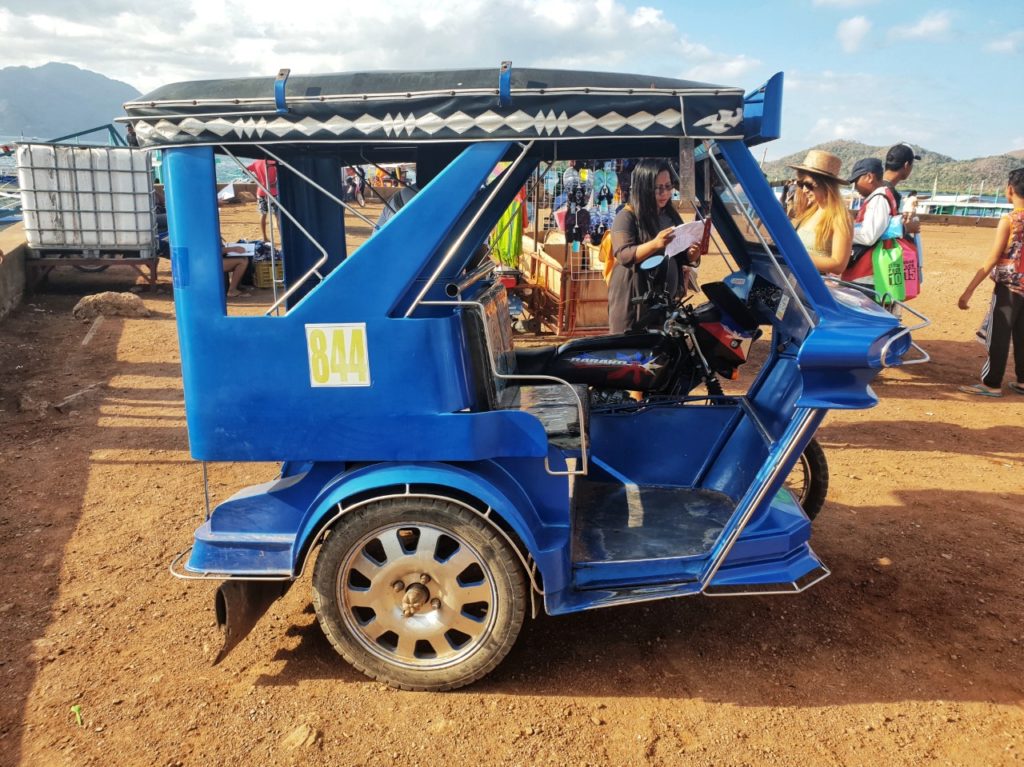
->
[338,523,498,670]
[401,582,430,617]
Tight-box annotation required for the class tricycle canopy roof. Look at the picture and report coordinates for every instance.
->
[123,66,746,150]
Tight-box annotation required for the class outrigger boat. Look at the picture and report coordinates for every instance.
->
[126,65,927,690]
[917,194,1012,219]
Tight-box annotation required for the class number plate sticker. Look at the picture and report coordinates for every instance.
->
[305,323,371,387]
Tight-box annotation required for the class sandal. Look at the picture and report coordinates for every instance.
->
[1009,382,1024,395]
[957,383,1002,398]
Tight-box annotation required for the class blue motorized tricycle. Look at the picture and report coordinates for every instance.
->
[126,65,926,690]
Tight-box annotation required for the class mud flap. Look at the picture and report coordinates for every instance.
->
[213,580,291,665]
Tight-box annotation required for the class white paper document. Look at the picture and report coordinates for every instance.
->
[664,221,707,258]
[225,241,257,257]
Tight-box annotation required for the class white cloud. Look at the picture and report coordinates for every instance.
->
[986,29,1024,54]
[810,116,871,140]
[785,69,863,94]
[684,54,761,83]
[0,0,764,93]
[837,16,871,53]
[782,70,937,154]
[674,38,760,83]
[899,10,952,40]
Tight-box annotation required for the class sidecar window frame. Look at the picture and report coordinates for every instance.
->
[699,143,817,332]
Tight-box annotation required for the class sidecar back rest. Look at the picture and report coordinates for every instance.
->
[462,283,588,451]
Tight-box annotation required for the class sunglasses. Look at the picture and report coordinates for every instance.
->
[654,184,675,194]
[797,179,818,191]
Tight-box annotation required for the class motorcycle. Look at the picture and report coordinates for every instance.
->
[514,258,829,518]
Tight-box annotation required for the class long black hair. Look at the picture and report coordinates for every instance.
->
[629,159,683,241]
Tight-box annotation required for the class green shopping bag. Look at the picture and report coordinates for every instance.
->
[871,238,906,305]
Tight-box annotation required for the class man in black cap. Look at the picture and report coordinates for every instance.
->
[880,142,921,234]
[882,143,922,234]
[846,157,896,283]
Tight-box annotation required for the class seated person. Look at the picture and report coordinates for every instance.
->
[222,242,250,297]
[788,150,853,274]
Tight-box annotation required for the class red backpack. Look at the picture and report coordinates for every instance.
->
[842,187,920,301]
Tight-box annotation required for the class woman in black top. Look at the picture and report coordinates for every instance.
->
[607,159,698,333]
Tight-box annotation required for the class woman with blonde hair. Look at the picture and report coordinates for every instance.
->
[788,150,853,274]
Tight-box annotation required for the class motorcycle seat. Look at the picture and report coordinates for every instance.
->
[514,345,559,375]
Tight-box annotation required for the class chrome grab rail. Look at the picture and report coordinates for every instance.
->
[404,140,535,318]
[221,146,331,316]
[824,276,931,367]
[705,146,818,330]
[421,298,589,478]
[446,260,496,298]
[261,146,378,229]
[169,547,293,581]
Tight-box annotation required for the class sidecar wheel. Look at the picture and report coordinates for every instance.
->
[312,497,527,691]
[785,438,829,520]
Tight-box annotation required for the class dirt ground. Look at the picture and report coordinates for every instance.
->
[0,203,1022,767]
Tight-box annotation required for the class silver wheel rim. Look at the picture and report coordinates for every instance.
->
[338,522,498,670]
[785,453,810,503]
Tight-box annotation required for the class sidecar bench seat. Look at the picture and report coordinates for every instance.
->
[498,384,589,451]
[462,283,589,452]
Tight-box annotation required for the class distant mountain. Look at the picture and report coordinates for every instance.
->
[765,139,1022,194]
[0,62,140,141]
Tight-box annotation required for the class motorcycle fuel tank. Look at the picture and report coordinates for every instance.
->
[516,333,681,391]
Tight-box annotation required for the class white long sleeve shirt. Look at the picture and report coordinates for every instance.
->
[853,187,893,247]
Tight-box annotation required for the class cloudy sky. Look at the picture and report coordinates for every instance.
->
[2,0,1021,160]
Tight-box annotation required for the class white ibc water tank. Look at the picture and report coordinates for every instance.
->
[16,144,156,256]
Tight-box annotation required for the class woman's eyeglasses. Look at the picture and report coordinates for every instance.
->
[797,180,818,192]
[654,184,675,194]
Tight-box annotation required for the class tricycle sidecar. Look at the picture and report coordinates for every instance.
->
[127,65,925,690]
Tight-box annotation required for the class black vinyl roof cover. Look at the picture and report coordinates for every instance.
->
[124,67,747,149]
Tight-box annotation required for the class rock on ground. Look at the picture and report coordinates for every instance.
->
[72,292,151,320]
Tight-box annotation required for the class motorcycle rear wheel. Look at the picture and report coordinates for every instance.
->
[785,438,829,520]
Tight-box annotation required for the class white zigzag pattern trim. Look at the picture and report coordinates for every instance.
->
[136,108,690,142]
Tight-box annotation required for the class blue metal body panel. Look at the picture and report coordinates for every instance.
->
[743,72,784,146]
[165,142,557,462]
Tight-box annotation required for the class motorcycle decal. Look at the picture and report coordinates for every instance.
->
[701,322,749,363]
[567,350,665,385]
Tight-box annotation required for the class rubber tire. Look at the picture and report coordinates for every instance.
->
[790,438,829,520]
[72,264,111,273]
[311,497,527,691]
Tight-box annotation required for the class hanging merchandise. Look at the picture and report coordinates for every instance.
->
[562,162,592,245]
[592,163,617,214]
[566,207,591,244]
[588,209,614,244]
[490,187,528,267]
[616,159,636,206]
[543,168,559,197]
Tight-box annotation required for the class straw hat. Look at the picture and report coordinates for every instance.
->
[787,149,846,183]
